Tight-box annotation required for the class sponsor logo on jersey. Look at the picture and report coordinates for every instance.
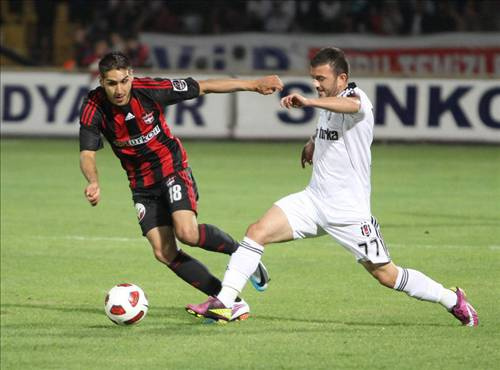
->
[318,127,338,141]
[361,222,371,237]
[142,111,155,125]
[135,203,146,222]
[125,112,135,121]
[172,79,188,92]
[113,125,161,147]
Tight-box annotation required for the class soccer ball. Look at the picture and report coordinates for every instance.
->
[104,283,148,325]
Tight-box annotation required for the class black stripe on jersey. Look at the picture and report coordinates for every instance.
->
[152,101,184,172]
[100,103,143,187]
[81,99,97,126]
[371,216,380,238]
[122,106,163,188]
[156,132,184,173]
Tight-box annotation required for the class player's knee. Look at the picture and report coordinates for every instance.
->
[246,221,269,245]
[152,247,168,264]
[175,226,199,246]
[152,244,177,265]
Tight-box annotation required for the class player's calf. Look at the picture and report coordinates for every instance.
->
[362,261,398,288]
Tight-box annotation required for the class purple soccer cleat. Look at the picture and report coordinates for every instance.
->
[449,287,478,327]
[186,296,250,323]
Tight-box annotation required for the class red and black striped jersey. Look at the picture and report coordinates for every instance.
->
[79,77,200,189]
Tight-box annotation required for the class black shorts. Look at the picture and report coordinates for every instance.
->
[131,167,199,236]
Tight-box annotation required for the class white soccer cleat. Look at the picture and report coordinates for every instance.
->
[231,298,250,321]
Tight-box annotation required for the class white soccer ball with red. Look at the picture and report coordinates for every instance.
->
[104,283,148,325]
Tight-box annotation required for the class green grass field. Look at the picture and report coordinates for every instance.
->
[1,139,499,369]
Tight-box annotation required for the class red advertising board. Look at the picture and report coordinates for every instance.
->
[309,47,500,75]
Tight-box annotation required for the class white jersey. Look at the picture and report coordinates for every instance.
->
[306,83,374,223]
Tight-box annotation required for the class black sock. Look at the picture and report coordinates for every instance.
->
[167,250,221,296]
[197,224,238,255]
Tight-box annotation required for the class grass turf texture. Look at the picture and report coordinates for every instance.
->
[1,139,499,369]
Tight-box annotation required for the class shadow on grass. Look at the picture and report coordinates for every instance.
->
[254,314,451,328]
[2,303,452,330]
[1,302,188,317]
[2,302,102,315]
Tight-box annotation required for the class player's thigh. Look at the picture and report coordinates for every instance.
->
[266,191,322,242]
[160,168,200,244]
[145,226,178,263]
[323,217,391,264]
[161,167,199,215]
[247,205,294,245]
[132,187,172,236]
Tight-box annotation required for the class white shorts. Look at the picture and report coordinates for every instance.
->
[275,190,391,264]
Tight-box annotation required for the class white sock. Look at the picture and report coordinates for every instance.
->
[393,267,457,309]
[217,237,264,307]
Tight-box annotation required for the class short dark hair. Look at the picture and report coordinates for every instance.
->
[98,52,131,76]
[310,47,349,75]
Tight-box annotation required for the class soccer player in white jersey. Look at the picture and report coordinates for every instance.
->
[186,47,478,327]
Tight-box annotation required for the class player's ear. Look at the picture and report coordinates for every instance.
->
[129,68,134,79]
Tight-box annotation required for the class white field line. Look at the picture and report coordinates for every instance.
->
[24,237,500,251]
[27,235,143,243]
[390,243,499,251]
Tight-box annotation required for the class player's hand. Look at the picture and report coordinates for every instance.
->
[281,93,309,109]
[255,75,284,95]
[84,182,100,206]
[301,139,314,168]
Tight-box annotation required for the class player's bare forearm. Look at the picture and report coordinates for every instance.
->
[282,94,360,114]
[198,75,283,95]
[80,150,99,184]
[80,150,101,206]
[301,136,315,168]
[309,96,360,113]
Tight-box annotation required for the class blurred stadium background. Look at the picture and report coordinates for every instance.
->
[1,0,499,142]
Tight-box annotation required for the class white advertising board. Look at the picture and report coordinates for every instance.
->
[0,72,232,138]
[1,72,499,142]
[235,77,500,142]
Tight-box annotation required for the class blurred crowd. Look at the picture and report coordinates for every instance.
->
[67,0,499,68]
[2,0,499,68]
[71,0,499,36]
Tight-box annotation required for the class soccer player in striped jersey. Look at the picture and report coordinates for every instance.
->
[79,52,281,321]
[187,47,478,326]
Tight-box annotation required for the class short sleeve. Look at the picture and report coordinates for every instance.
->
[133,77,200,106]
[79,97,104,151]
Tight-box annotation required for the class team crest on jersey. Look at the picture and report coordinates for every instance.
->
[135,203,146,222]
[172,79,188,92]
[360,222,371,237]
[142,111,155,125]
[166,176,176,187]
